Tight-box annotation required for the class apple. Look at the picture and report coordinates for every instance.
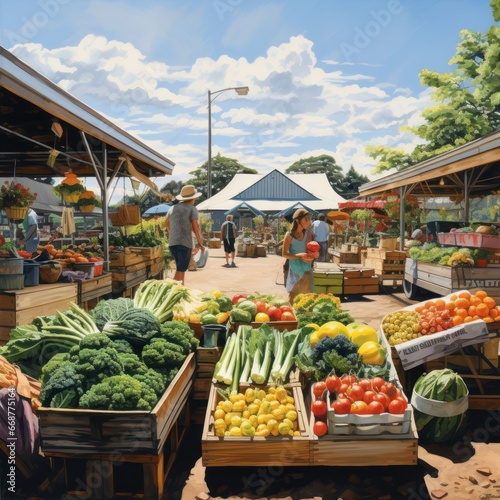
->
[267,306,282,321]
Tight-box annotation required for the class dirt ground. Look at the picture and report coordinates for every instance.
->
[166,247,500,500]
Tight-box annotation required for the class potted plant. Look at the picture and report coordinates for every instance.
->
[54,170,86,203]
[0,180,37,220]
[77,190,99,213]
[473,248,489,268]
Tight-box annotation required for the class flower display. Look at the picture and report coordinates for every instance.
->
[53,170,86,203]
[77,190,98,207]
[0,180,37,209]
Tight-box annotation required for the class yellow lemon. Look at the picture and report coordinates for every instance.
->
[316,321,350,339]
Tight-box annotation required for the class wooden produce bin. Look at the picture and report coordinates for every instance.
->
[404,258,500,298]
[110,248,152,295]
[38,353,196,499]
[0,282,78,345]
[362,248,406,283]
[342,267,379,295]
[313,262,343,294]
[331,250,360,265]
[78,273,112,309]
[202,383,312,467]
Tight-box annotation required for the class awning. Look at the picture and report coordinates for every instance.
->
[143,203,172,217]
[224,202,266,217]
[327,211,350,221]
[338,200,386,210]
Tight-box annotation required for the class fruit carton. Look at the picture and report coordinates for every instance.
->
[324,386,412,436]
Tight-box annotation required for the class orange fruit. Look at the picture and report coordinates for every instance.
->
[463,316,474,323]
[449,294,458,302]
[424,301,435,309]
[455,297,470,310]
[472,315,480,321]
[455,308,468,319]
[483,316,494,323]
[445,301,456,311]
[452,315,464,326]
[435,299,446,311]
[475,290,488,300]
[483,297,496,309]
[476,303,490,317]
[468,305,477,317]
[458,291,471,300]
[489,308,498,319]
[469,296,482,307]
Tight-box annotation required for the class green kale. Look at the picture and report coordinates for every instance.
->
[39,363,84,408]
[120,353,148,376]
[133,369,166,397]
[142,338,186,370]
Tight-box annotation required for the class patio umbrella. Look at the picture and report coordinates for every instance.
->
[327,210,350,221]
[143,203,172,217]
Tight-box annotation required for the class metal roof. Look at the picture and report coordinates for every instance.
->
[0,46,174,179]
[358,130,500,198]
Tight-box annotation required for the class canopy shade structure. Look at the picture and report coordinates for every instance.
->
[142,203,172,217]
[0,46,175,180]
[338,200,386,210]
[224,202,266,217]
[327,210,350,221]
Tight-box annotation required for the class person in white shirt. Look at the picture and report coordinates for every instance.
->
[312,213,330,262]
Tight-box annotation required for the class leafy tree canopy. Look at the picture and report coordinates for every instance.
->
[368,4,500,174]
[286,154,344,191]
[337,165,371,199]
[187,153,257,199]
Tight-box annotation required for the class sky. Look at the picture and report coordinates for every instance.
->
[0,0,497,202]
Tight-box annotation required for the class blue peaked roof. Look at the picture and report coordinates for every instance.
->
[224,202,266,217]
[233,170,319,201]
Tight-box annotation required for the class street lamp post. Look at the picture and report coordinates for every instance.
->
[207,86,249,199]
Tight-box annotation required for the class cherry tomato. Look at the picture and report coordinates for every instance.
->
[346,383,365,402]
[331,398,351,415]
[358,378,372,392]
[341,374,358,386]
[380,382,397,399]
[388,399,407,415]
[373,392,391,410]
[312,381,327,400]
[367,401,385,415]
[370,376,385,392]
[338,382,350,395]
[311,400,328,419]
[363,390,376,405]
[313,420,328,437]
[325,374,341,393]
[350,400,368,415]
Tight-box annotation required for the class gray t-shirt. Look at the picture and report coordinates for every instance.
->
[167,203,199,248]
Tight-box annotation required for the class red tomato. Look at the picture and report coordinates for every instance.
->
[338,382,350,395]
[341,374,357,386]
[373,392,391,410]
[279,305,294,313]
[367,401,385,415]
[346,383,365,402]
[253,300,268,313]
[370,376,385,392]
[312,381,327,400]
[281,311,296,321]
[380,382,397,399]
[331,398,351,415]
[363,390,376,405]
[325,375,341,393]
[393,396,408,410]
[232,294,247,305]
[388,399,407,415]
[357,378,372,392]
[313,420,328,437]
[0,235,5,246]
[311,400,328,419]
[267,306,282,321]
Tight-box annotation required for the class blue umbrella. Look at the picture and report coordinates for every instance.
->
[142,203,172,217]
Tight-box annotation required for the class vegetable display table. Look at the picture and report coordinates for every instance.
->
[77,273,112,310]
[38,353,195,499]
[0,282,78,345]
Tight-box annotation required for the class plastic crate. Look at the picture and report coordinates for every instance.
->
[23,262,40,287]
[73,262,95,279]
[0,273,25,290]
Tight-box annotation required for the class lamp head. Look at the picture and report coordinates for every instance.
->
[235,86,249,96]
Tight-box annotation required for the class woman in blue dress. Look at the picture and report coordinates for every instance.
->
[282,208,319,304]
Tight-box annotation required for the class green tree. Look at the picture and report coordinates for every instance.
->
[337,166,371,199]
[368,5,500,174]
[285,155,344,192]
[187,153,257,198]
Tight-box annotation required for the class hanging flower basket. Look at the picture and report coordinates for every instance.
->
[62,192,82,203]
[54,170,86,204]
[77,190,98,213]
[3,206,28,221]
[79,204,95,213]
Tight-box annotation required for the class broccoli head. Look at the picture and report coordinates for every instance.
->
[160,320,199,351]
[79,375,158,411]
[142,338,186,370]
[40,352,69,384]
[39,363,84,408]
[158,324,192,355]
[120,353,148,376]
[133,369,166,397]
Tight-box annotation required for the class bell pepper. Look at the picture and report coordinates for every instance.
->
[358,341,386,366]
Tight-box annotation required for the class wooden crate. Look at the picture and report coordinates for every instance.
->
[313,284,343,295]
[342,267,374,279]
[404,258,500,297]
[147,256,165,278]
[0,283,78,344]
[231,320,298,333]
[112,267,148,294]
[362,249,406,282]
[78,273,112,306]
[128,245,163,259]
[343,276,379,295]
[38,353,196,455]
[193,378,213,400]
[202,383,311,467]
[332,251,360,264]
[208,239,221,249]
[52,400,190,500]
[109,249,145,267]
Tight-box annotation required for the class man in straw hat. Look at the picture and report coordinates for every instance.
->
[165,185,205,285]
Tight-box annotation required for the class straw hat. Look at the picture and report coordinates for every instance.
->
[293,208,310,220]
[176,185,202,201]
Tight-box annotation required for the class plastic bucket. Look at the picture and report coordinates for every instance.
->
[202,324,226,348]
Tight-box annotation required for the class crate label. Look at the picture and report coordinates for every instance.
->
[394,320,489,371]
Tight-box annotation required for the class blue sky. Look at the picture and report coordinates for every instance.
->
[0,1,496,201]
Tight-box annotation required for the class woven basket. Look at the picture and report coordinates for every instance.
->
[79,205,95,213]
[3,206,28,221]
[119,205,141,225]
[39,263,63,284]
